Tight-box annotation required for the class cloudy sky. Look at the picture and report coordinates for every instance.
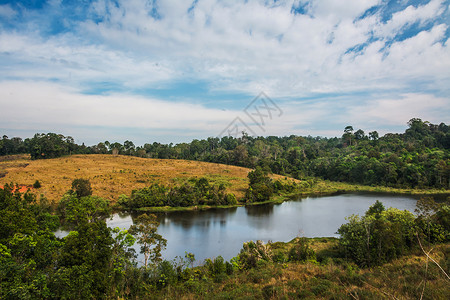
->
[0,0,449,145]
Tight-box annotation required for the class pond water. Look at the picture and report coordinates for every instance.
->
[106,192,420,263]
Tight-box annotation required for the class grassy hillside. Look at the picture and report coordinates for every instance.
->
[0,154,297,202]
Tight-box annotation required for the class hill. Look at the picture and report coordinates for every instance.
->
[0,154,296,202]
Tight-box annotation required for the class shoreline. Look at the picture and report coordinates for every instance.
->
[119,183,449,213]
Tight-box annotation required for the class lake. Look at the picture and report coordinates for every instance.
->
[106,192,420,263]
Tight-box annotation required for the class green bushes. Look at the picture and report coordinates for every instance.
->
[338,198,449,267]
[238,240,273,269]
[120,178,238,209]
[288,237,316,262]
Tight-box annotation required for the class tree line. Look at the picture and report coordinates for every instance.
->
[1,118,449,188]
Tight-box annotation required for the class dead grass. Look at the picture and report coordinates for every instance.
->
[0,154,296,203]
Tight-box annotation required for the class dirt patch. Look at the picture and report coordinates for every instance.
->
[0,184,32,193]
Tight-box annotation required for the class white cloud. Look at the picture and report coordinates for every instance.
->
[310,0,381,20]
[0,81,236,132]
[2,0,448,97]
[374,0,446,39]
[348,93,450,126]
[0,0,449,142]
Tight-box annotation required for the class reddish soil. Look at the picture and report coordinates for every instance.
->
[0,185,32,193]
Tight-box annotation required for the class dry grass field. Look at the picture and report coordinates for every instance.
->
[0,154,295,203]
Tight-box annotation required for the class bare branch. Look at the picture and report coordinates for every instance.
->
[416,233,450,281]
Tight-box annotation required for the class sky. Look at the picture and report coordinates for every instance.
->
[0,0,449,145]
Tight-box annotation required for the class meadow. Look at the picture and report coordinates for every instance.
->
[0,154,297,203]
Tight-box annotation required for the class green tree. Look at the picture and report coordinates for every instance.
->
[343,126,354,146]
[369,131,379,141]
[58,220,114,298]
[71,178,93,198]
[58,192,110,226]
[129,214,167,268]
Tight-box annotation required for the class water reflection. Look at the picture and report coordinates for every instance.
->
[153,207,237,231]
[245,203,274,216]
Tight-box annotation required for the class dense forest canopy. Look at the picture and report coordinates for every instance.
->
[1,118,449,189]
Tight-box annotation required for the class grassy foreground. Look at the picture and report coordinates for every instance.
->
[146,238,450,299]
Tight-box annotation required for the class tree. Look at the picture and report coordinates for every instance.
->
[71,178,92,198]
[33,180,41,189]
[369,131,379,141]
[129,214,167,268]
[245,167,273,203]
[58,220,114,298]
[366,200,385,217]
[123,140,135,155]
[58,192,110,226]
[354,129,366,141]
[343,126,354,146]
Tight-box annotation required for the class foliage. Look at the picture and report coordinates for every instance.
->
[415,197,450,243]
[120,177,238,209]
[129,213,167,267]
[71,178,93,198]
[288,237,316,262]
[238,240,273,269]
[33,180,41,189]
[1,183,449,299]
[337,198,448,267]
[57,192,110,226]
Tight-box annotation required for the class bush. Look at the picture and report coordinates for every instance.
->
[33,180,41,189]
[238,240,272,269]
[289,237,316,262]
[245,167,273,203]
[205,256,227,282]
[338,202,423,267]
[225,193,237,205]
[157,260,177,288]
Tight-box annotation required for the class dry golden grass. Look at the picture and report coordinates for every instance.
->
[0,154,296,203]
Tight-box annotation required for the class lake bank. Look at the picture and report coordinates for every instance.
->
[122,180,449,213]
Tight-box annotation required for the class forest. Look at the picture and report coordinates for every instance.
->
[1,118,449,189]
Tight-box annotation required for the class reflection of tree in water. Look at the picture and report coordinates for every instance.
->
[139,207,238,230]
[245,204,274,217]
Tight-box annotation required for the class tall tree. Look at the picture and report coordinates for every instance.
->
[129,214,166,268]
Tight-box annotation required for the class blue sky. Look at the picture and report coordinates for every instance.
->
[0,0,449,145]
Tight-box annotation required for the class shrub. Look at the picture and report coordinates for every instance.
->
[157,260,177,288]
[238,240,272,269]
[289,237,316,262]
[33,180,41,189]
